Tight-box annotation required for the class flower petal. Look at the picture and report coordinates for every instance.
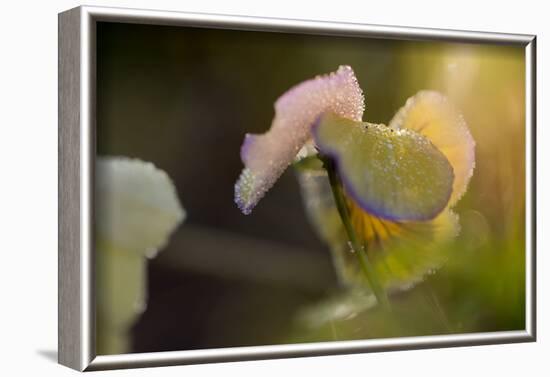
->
[296,288,377,329]
[297,167,460,292]
[368,209,460,291]
[313,113,454,221]
[96,156,185,256]
[235,66,365,214]
[389,91,475,206]
[346,193,460,291]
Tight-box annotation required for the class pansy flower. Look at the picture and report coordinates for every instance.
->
[235,66,475,302]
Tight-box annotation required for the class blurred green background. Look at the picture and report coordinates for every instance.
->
[96,21,526,354]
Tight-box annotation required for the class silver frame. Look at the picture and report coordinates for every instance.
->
[58,5,537,371]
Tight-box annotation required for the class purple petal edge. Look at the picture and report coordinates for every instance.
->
[240,133,255,163]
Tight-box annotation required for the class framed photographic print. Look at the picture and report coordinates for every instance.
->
[58,5,536,371]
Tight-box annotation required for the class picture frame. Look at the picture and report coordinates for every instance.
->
[58,5,536,371]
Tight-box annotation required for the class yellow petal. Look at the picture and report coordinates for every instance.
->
[297,168,460,291]
[389,91,475,207]
[347,194,460,290]
[346,194,459,256]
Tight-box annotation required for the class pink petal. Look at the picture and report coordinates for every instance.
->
[235,66,365,214]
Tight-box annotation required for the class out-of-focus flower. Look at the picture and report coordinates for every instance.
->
[96,156,185,354]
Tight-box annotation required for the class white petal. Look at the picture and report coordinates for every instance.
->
[96,156,185,256]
